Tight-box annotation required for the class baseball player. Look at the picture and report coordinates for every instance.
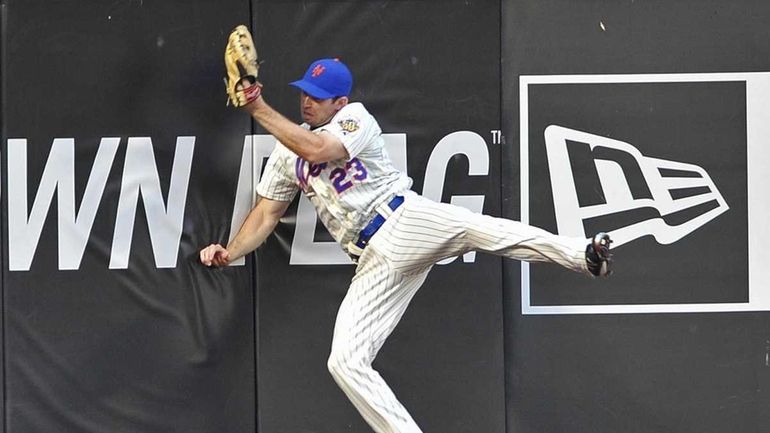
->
[201,26,612,433]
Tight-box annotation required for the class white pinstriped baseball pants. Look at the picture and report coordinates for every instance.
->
[328,193,590,433]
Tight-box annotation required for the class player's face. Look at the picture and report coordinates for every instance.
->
[300,92,348,127]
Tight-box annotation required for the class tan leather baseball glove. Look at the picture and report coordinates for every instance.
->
[224,25,262,107]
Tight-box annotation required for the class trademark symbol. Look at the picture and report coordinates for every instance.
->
[490,130,502,145]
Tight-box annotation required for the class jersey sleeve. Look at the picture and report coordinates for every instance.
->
[256,144,299,202]
[318,103,380,160]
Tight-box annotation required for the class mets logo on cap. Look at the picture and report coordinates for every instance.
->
[311,64,326,77]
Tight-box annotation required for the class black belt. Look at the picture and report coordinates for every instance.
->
[354,195,405,250]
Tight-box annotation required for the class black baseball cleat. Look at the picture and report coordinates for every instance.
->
[586,232,613,277]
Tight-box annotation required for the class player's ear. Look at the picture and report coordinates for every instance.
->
[334,96,349,109]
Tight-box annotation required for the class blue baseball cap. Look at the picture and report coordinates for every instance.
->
[290,58,353,99]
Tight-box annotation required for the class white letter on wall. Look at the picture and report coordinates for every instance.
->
[422,131,489,265]
[109,137,195,269]
[8,138,119,271]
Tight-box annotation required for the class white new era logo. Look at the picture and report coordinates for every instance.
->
[520,72,770,314]
[544,125,729,248]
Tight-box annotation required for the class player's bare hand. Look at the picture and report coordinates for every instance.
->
[199,244,231,267]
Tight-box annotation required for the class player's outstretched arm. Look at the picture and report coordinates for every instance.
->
[200,197,291,267]
[223,25,347,163]
[243,96,348,163]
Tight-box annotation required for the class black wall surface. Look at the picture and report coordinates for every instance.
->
[2,1,256,432]
[1,1,769,433]
[503,2,770,433]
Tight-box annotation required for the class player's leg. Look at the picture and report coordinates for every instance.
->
[327,247,432,433]
[373,194,603,276]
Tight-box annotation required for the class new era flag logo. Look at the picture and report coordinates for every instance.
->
[543,125,729,248]
[520,72,770,314]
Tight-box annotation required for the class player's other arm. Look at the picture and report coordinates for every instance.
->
[243,97,347,163]
[199,196,291,267]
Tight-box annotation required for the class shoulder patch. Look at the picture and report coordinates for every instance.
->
[337,118,360,135]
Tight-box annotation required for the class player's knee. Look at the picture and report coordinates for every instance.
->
[327,348,369,381]
[327,351,348,383]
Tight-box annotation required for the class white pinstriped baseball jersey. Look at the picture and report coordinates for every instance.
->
[256,100,596,433]
[256,102,412,254]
